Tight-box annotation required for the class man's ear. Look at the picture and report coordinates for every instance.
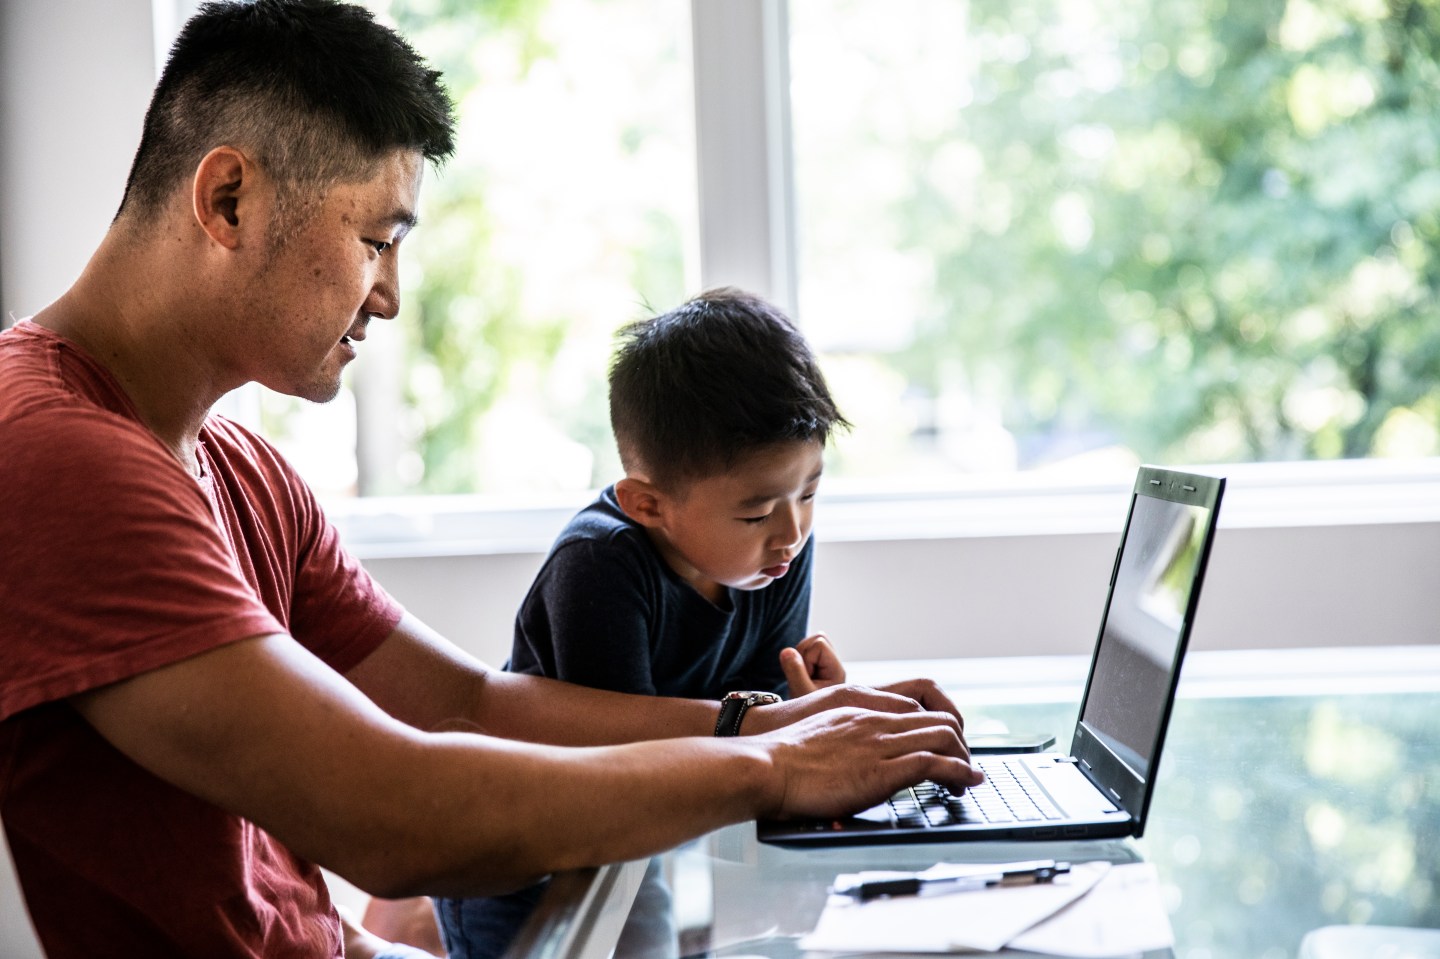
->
[614,476,667,529]
[192,146,254,250]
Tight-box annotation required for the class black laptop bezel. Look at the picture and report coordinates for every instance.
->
[1067,465,1225,838]
[755,465,1226,848]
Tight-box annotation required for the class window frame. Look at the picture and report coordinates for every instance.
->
[5,0,1434,562]
[324,0,1440,558]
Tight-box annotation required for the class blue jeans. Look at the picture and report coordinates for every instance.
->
[433,880,550,959]
[434,861,676,959]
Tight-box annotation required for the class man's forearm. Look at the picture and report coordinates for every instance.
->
[364,731,776,897]
[76,632,976,904]
[467,669,722,745]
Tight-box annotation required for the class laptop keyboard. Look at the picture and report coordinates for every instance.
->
[888,758,1065,827]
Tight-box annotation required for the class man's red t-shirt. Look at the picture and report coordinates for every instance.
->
[0,321,405,957]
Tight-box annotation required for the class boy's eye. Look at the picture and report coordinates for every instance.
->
[739,514,770,525]
[368,239,393,255]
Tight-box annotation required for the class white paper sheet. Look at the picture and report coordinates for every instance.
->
[1007,863,1174,957]
[799,860,1111,954]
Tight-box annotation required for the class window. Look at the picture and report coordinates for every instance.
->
[257,0,697,498]
[251,0,1440,502]
[790,0,1440,481]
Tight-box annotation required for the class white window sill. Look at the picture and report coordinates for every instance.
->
[850,645,1440,707]
[326,458,1440,561]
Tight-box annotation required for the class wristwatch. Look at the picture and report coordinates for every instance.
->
[714,690,782,737]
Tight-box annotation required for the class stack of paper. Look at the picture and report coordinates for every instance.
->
[799,860,1173,957]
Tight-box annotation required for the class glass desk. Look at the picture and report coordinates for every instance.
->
[506,647,1440,959]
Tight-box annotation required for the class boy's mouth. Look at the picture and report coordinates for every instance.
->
[761,562,790,579]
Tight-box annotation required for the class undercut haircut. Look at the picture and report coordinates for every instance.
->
[608,288,850,490]
[117,0,455,229]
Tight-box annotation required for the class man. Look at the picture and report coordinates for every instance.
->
[0,2,979,957]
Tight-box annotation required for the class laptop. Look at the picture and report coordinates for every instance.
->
[758,464,1225,847]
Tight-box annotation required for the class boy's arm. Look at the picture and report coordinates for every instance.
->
[348,611,949,746]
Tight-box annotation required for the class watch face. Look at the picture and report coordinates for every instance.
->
[726,690,780,704]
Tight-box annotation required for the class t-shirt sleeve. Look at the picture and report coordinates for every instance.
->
[510,536,660,695]
[267,448,402,673]
[0,410,284,720]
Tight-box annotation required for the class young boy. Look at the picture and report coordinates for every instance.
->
[433,287,851,958]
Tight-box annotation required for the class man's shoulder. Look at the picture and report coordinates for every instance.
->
[1,400,175,481]
[0,320,138,423]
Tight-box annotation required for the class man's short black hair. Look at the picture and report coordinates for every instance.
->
[608,288,849,490]
[118,0,455,224]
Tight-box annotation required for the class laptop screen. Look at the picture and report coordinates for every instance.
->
[1078,490,1214,780]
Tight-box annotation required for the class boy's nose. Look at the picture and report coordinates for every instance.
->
[771,508,805,550]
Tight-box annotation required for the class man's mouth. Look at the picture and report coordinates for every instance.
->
[343,317,371,346]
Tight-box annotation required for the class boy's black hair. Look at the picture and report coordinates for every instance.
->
[117,0,455,225]
[609,288,850,490]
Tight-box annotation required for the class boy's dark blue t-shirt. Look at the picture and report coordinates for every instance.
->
[439,485,813,959]
[506,484,813,697]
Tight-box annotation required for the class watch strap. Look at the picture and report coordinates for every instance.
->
[714,690,781,737]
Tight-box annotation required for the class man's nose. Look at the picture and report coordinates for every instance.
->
[364,259,401,320]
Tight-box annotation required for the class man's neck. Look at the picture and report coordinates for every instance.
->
[34,236,236,477]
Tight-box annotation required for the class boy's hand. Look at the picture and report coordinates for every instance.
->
[780,632,847,697]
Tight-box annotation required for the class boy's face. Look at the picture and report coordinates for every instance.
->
[646,439,824,605]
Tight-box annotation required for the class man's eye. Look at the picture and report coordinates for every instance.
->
[368,239,393,255]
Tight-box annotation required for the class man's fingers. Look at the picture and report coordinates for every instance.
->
[766,708,985,819]
[874,716,975,767]
[886,751,985,793]
[833,683,929,717]
[877,678,965,733]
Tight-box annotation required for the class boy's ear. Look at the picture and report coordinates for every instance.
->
[192,146,254,250]
[614,476,667,528]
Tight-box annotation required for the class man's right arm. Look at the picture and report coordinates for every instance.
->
[72,631,978,901]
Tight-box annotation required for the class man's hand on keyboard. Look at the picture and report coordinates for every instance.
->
[869,677,966,735]
[753,706,985,821]
[742,679,972,761]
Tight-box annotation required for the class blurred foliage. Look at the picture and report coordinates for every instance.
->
[313,0,1440,496]
[349,0,690,495]
[869,0,1440,467]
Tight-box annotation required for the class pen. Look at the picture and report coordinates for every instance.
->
[845,861,1071,902]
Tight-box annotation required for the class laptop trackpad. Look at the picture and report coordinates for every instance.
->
[1025,756,1122,816]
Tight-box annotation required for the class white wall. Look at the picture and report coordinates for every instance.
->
[0,0,155,323]
[360,519,1440,671]
[0,3,157,952]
